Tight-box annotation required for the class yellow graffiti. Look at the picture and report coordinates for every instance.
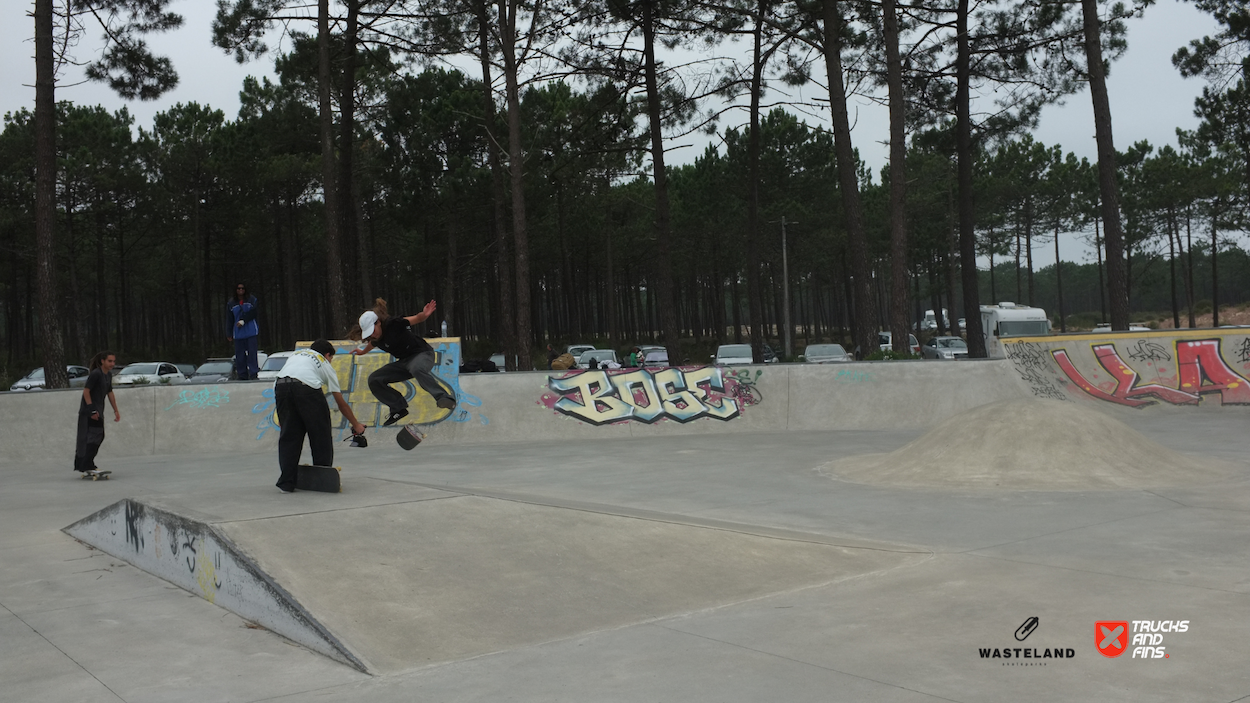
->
[285,339,455,428]
[195,543,218,604]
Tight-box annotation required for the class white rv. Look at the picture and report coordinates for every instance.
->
[980,303,1051,358]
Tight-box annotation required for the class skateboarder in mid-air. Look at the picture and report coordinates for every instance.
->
[274,340,366,494]
[350,298,457,425]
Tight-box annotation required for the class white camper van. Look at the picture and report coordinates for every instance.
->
[980,303,1051,358]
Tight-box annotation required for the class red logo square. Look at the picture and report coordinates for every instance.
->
[1096,621,1129,658]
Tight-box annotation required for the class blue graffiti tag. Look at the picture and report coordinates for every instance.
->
[165,386,231,411]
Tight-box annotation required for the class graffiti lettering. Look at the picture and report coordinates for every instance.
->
[124,501,145,553]
[1005,342,1049,370]
[1055,339,1250,407]
[165,386,230,411]
[1237,338,1250,364]
[1126,339,1171,363]
[544,366,751,425]
[835,369,874,383]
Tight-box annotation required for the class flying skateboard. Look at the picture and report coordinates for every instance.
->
[295,464,341,493]
[81,470,112,481]
[396,424,429,450]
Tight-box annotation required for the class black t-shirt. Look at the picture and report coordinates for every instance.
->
[374,318,433,360]
[80,369,112,419]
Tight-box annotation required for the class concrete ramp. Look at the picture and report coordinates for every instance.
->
[65,482,922,675]
[63,498,366,671]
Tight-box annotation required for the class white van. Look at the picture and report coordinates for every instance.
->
[980,303,1051,358]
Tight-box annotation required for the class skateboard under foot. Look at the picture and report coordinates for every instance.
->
[81,470,112,481]
[296,464,341,493]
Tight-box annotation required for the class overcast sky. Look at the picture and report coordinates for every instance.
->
[1,0,1232,269]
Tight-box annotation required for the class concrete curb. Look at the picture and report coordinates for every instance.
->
[63,498,369,673]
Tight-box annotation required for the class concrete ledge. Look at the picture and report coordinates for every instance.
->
[63,498,367,672]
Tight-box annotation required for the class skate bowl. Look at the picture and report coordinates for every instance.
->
[5,329,1248,468]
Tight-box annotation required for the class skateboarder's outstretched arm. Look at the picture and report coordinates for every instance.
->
[402,300,437,327]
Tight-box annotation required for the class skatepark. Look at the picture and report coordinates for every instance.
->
[3,329,1249,702]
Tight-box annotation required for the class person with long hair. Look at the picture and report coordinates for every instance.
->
[76,351,120,474]
[350,298,456,425]
[227,282,260,380]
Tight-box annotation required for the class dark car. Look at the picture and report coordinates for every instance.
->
[186,359,236,384]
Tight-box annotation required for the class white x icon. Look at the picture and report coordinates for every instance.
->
[1100,625,1125,650]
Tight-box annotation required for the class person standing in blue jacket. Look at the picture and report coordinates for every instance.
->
[227,283,260,380]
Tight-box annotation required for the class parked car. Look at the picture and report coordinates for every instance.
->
[801,344,851,363]
[9,365,91,391]
[114,362,186,386]
[713,343,778,365]
[257,351,297,380]
[489,353,507,372]
[921,336,969,360]
[566,344,596,359]
[878,331,920,355]
[187,359,236,384]
[174,363,196,379]
[642,349,670,368]
[577,349,619,367]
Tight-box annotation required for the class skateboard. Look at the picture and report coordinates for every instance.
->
[396,424,428,450]
[81,470,112,481]
[295,464,341,493]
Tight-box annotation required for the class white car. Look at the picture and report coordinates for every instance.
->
[114,362,186,386]
[878,331,920,355]
[713,343,778,365]
[577,349,619,367]
[257,351,297,380]
[921,336,969,360]
[566,344,596,359]
[9,365,91,391]
[802,344,851,363]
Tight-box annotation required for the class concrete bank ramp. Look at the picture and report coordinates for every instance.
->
[821,398,1238,490]
[65,480,922,674]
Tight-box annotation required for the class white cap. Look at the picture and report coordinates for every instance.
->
[359,311,378,339]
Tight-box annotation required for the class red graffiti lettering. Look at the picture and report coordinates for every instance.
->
[1054,339,1250,407]
[1175,339,1250,404]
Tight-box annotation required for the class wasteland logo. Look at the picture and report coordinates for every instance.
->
[978,617,1076,665]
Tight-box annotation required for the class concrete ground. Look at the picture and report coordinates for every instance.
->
[2,410,1248,703]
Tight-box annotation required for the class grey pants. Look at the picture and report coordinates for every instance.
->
[368,351,453,412]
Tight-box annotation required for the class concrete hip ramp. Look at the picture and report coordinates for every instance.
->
[64,480,923,674]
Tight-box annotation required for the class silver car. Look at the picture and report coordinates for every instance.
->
[9,365,91,391]
[802,343,851,363]
[921,336,969,360]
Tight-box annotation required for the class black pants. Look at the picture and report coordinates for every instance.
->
[74,413,104,472]
[368,351,453,412]
[275,380,333,491]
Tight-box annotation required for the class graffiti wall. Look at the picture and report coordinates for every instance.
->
[251,338,487,440]
[1001,330,1250,409]
[63,499,365,671]
[538,366,763,426]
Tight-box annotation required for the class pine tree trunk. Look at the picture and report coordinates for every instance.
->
[477,0,515,367]
[884,0,913,357]
[956,0,984,356]
[745,1,768,362]
[641,0,681,363]
[500,0,533,368]
[820,0,877,357]
[1081,0,1130,329]
[34,0,66,387]
[318,0,348,335]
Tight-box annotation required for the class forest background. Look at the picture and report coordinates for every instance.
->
[2,0,1248,382]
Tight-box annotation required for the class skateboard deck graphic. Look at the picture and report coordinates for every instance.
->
[396,424,427,450]
[296,464,341,492]
[81,470,112,481]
